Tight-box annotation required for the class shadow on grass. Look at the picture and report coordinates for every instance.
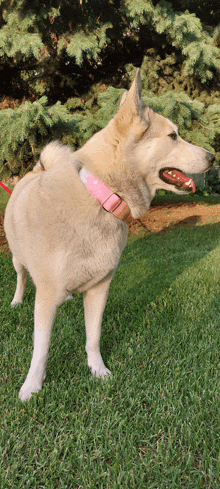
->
[100,220,220,362]
[116,219,220,296]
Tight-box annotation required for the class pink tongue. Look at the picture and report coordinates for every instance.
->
[170,170,196,193]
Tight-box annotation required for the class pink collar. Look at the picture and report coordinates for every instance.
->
[79,167,130,220]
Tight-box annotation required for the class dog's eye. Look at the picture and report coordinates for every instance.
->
[169,132,177,140]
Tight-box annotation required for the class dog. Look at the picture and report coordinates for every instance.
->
[4,69,214,400]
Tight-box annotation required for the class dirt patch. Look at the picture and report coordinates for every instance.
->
[126,200,220,233]
[1,200,220,251]
[0,212,8,250]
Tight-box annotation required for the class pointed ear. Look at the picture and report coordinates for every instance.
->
[129,68,142,109]
[119,90,128,107]
[114,69,148,136]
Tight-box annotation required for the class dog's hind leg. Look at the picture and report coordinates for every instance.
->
[18,288,60,401]
[11,257,28,307]
[83,272,115,379]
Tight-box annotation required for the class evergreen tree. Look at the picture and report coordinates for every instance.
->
[0,0,220,177]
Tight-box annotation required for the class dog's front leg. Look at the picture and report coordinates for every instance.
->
[19,290,58,401]
[83,272,115,379]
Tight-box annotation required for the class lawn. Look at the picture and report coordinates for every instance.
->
[1,189,220,488]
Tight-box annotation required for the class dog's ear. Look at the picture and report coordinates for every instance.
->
[114,69,149,136]
[119,90,128,107]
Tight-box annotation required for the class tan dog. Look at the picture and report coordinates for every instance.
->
[4,69,214,401]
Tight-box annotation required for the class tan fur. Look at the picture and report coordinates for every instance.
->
[4,69,214,400]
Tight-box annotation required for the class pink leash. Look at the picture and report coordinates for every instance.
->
[0,181,12,195]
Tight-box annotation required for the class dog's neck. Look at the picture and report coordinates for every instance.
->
[79,167,130,220]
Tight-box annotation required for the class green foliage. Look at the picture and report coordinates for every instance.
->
[0,97,77,177]
[0,8,44,60]
[126,0,220,82]
[1,0,220,177]
[95,87,125,127]
[59,22,112,64]
[201,168,220,195]
[1,0,220,100]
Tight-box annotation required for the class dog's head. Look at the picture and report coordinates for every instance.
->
[113,69,214,217]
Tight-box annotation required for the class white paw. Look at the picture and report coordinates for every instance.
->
[18,378,42,401]
[93,366,112,380]
[88,354,112,380]
[11,300,22,308]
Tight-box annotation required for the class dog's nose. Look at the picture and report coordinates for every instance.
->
[207,152,215,165]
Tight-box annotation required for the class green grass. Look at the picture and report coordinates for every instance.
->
[1,196,220,487]
[0,185,13,212]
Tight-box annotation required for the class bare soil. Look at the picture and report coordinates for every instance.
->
[1,200,220,251]
[0,212,8,250]
[126,199,220,233]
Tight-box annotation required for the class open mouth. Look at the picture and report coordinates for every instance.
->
[159,168,196,193]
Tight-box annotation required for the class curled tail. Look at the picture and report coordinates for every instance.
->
[33,141,75,172]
